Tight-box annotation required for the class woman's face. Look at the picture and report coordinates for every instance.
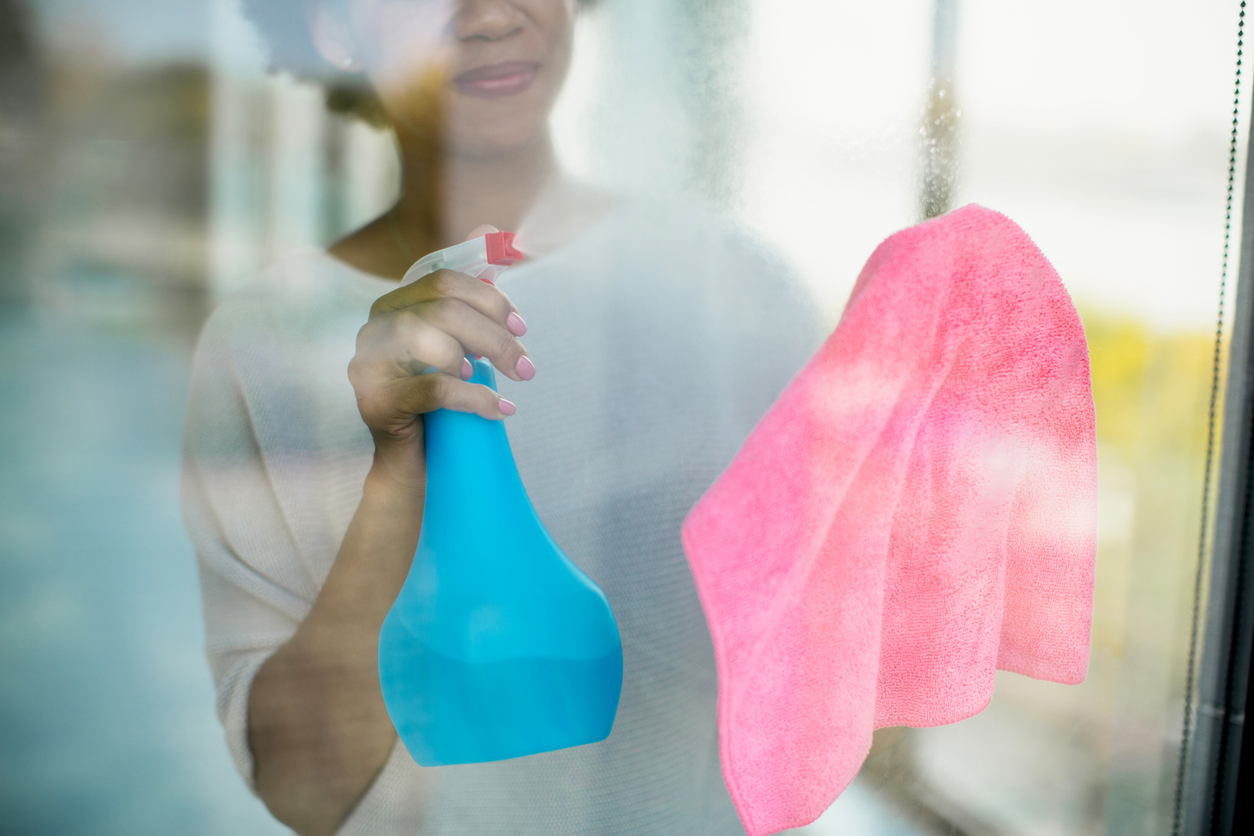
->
[347,0,577,157]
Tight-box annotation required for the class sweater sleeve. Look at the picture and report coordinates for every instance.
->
[180,292,315,791]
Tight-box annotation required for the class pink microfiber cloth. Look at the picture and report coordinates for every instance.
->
[682,204,1096,836]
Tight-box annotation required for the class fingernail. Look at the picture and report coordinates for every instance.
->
[460,358,473,380]
[498,397,517,416]
[506,311,527,336]
[516,355,536,381]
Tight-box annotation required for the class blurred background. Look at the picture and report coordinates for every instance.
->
[0,0,1243,834]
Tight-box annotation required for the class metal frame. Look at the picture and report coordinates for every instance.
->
[1184,100,1254,836]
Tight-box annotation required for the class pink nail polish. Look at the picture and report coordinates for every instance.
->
[498,397,517,416]
[460,358,473,380]
[516,355,536,381]
[507,311,527,336]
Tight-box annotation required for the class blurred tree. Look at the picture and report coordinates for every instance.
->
[38,53,210,336]
[0,0,43,306]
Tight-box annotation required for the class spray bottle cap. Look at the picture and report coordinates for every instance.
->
[485,232,525,266]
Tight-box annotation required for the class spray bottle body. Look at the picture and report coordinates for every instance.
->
[378,237,623,766]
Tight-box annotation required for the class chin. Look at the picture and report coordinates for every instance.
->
[446,117,550,160]
[443,75,559,154]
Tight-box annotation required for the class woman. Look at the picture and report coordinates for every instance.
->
[182,1,819,834]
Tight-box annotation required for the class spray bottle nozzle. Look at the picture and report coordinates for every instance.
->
[485,232,525,266]
[401,231,527,287]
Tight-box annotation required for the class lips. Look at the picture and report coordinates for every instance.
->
[452,61,540,98]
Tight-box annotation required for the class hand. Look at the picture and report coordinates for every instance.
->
[348,226,533,489]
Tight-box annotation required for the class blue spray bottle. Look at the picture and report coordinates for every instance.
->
[378,232,623,766]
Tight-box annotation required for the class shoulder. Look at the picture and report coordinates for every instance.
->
[188,250,385,427]
[199,250,382,347]
[609,199,818,332]
[193,250,387,380]
[599,200,787,267]
[553,198,810,302]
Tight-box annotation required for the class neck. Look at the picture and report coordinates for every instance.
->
[395,129,557,252]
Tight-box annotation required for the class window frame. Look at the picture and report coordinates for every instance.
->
[1184,99,1254,836]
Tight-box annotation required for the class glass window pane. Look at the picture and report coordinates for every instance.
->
[0,1,1241,834]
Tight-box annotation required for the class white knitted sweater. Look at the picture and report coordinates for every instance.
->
[182,201,820,835]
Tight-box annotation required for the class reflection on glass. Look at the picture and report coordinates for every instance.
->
[0,0,1239,834]
[190,1,817,835]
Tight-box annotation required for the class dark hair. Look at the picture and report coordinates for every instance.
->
[239,0,386,123]
[240,0,595,125]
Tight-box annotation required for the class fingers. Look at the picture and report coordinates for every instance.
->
[394,311,469,376]
[365,285,530,382]
[416,297,531,382]
[353,225,531,431]
[351,310,524,428]
[354,312,457,379]
[374,268,522,333]
[390,373,514,421]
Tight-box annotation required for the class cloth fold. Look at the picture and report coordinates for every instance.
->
[681,204,1097,836]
